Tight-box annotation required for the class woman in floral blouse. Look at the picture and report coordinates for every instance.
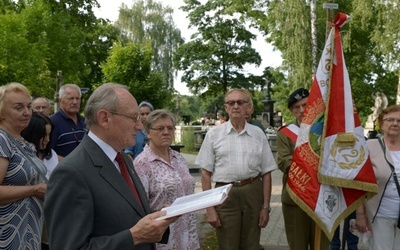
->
[134,109,199,250]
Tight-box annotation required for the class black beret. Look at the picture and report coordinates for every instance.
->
[288,88,309,108]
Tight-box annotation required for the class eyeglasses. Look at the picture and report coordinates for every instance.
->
[150,126,175,133]
[224,100,249,106]
[110,111,142,123]
[383,117,400,124]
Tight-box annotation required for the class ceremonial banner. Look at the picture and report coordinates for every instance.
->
[287,13,378,239]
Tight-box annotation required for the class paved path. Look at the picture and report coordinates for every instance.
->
[182,153,369,250]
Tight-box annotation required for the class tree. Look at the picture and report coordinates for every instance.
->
[0,0,20,14]
[0,0,119,99]
[44,0,117,87]
[255,0,398,123]
[333,0,397,123]
[361,0,400,104]
[101,41,174,109]
[310,0,318,73]
[115,0,184,89]
[175,0,263,98]
[176,95,203,123]
[0,8,51,96]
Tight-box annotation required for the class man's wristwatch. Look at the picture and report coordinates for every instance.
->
[261,205,271,213]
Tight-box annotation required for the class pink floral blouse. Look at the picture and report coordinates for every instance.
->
[134,145,200,250]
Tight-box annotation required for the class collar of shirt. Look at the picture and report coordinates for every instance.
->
[225,120,254,137]
[88,131,119,171]
[59,108,81,121]
[142,144,179,168]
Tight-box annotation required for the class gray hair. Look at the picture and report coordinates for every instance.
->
[249,98,254,108]
[224,89,252,102]
[32,97,51,105]
[145,109,176,132]
[84,83,128,128]
[59,84,81,98]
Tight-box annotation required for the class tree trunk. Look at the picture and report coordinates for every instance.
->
[397,68,400,104]
[310,0,318,75]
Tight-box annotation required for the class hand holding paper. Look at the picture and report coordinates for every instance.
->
[156,184,232,220]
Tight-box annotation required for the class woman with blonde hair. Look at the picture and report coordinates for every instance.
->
[0,83,47,249]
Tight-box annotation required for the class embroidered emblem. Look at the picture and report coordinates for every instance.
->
[330,135,365,170]
[325,194,337,213]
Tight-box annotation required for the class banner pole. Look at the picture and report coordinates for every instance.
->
[324,0,336,41]
[314,223,321,250]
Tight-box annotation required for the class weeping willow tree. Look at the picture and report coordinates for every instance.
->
[346,0,398,119]
[254,0,397,122]
[365,0,400,104]
[266,0,314,90]
[114,0,184,89]
[258,0,321,120]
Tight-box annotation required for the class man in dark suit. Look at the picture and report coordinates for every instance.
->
[44,83,173,249]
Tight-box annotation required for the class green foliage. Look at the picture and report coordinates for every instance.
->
[177,95,203,122]
[101,41,174,109]
[2,0,400,128]
[257,0,400,124]
[42,0,117,88]
[179,126,197,154]
[115,0,184,88]
[368,0,400,66]
[0,0,119,100]
[0,0,21,14]
[79,20,120,88]
[339,0,398,121]
[102,42,152,83]
[200,227,218,249]
[175,0,263,98]
[264,0,314,90]
[0,9,51,95]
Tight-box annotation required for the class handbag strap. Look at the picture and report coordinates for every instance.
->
[378,137,400,195]
[0,129,48,183]
[378,137,400,228]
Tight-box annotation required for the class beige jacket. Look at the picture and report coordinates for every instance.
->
[364,138,393,222]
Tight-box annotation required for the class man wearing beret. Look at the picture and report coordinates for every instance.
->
[276,88,330,250]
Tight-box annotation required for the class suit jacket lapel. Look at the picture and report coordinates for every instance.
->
[81,136,147,217]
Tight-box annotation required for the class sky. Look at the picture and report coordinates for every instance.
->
[93,0,282,95]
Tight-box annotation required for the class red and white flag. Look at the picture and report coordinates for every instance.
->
[286,13,377,239]
[279,124,299,143]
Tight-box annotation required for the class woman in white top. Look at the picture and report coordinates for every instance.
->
[356,104,400,250]
[21,112,61,249]
[22,112,60,179]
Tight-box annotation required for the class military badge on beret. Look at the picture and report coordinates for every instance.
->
[287,88,309,108]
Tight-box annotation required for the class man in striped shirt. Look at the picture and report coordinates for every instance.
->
[50,84,86,157]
